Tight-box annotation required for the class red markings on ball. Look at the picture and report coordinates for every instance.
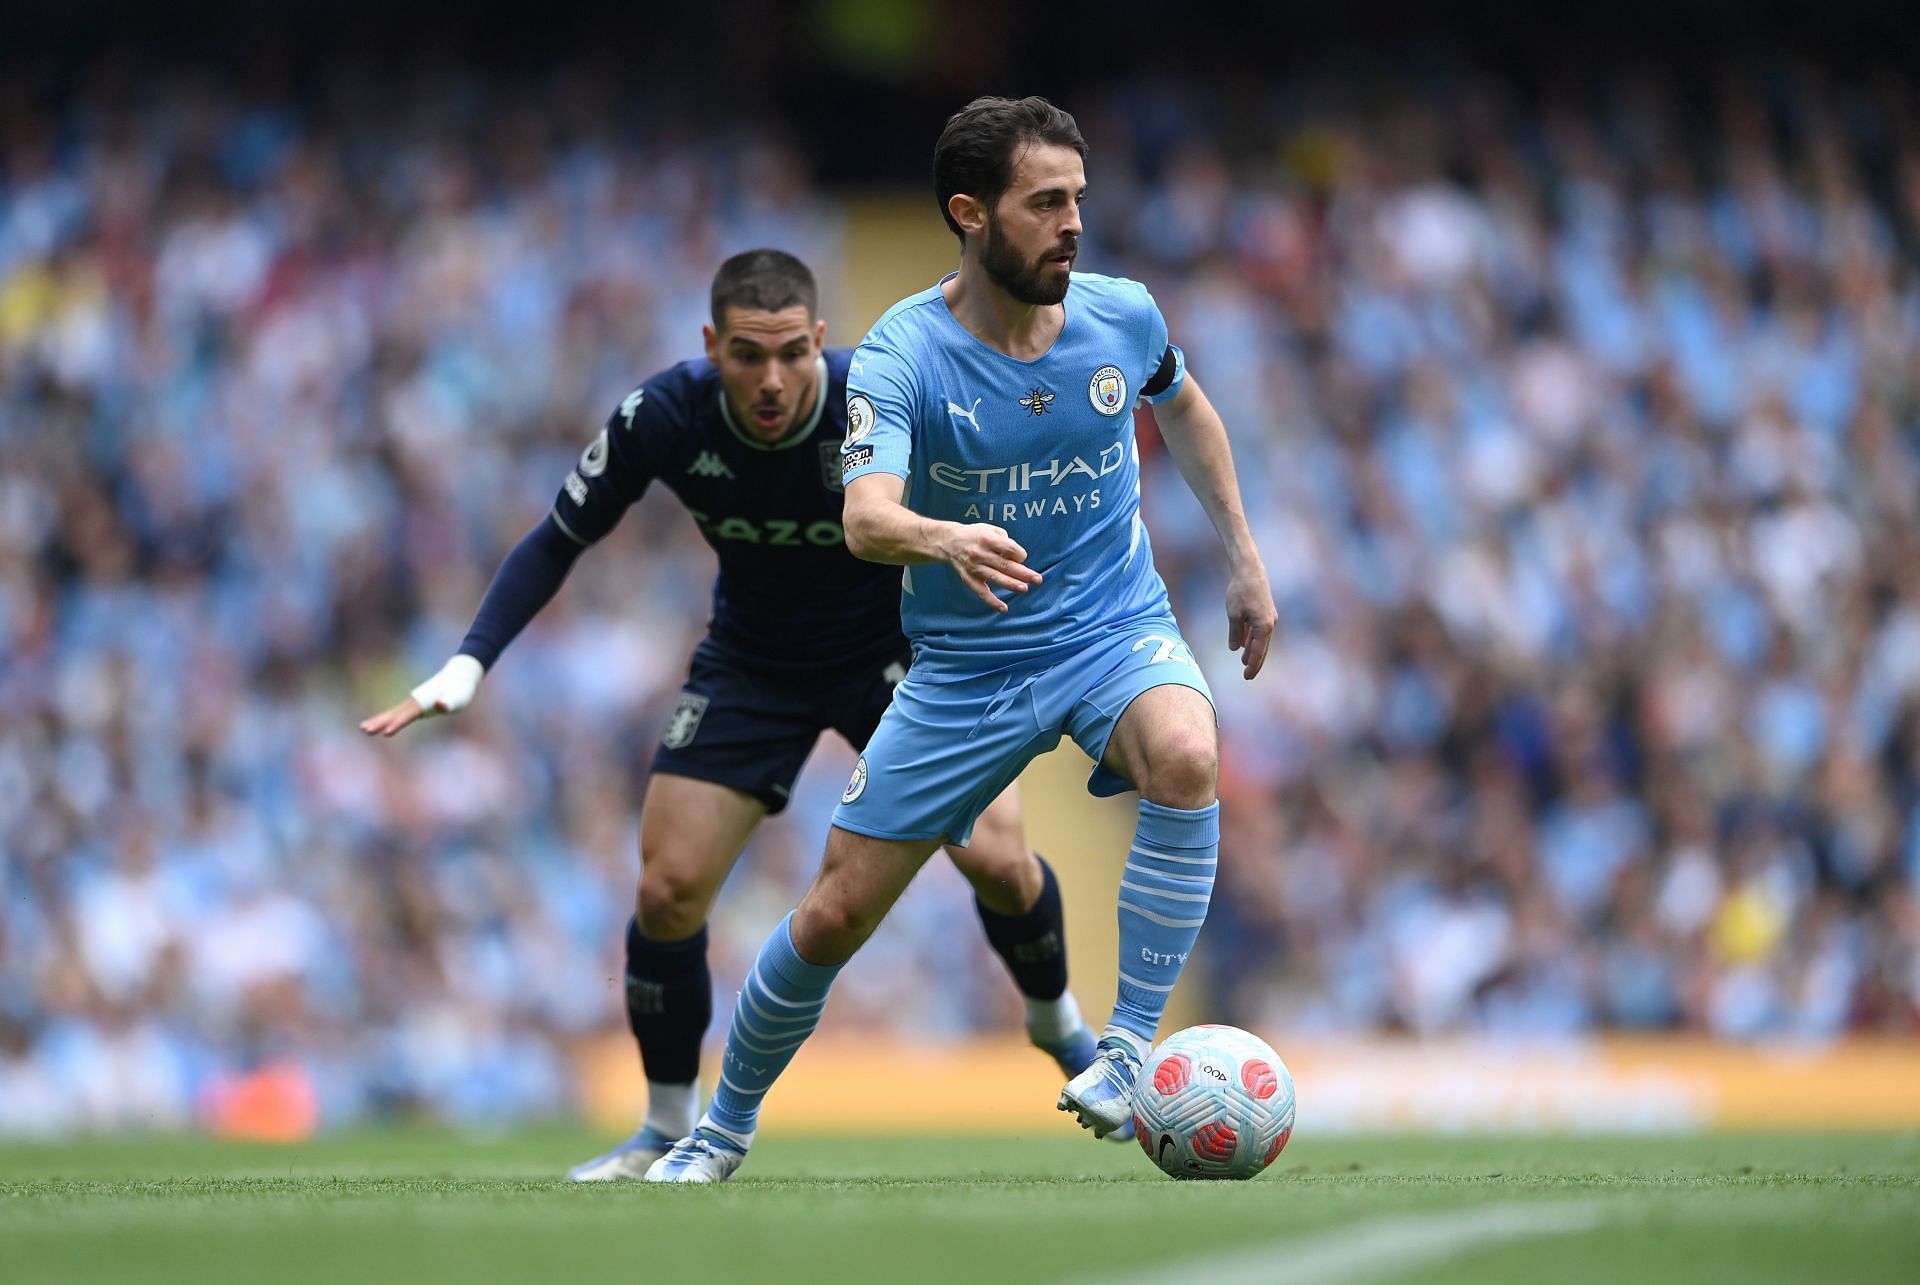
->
[1241,1059,1279,1100]
[1263,1126,1292,1167]
[1153,1054,1192,1096]
[1135,1117,1152,1156]
[1191,1120,1238,1163]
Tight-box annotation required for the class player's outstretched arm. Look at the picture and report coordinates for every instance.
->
[358,514,588,735]
[1153,375,1277,679]
[843,473,1041,613]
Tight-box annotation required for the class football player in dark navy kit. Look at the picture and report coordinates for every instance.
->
[361,250,1100,1179]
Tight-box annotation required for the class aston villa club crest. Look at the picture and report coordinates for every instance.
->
[661,693,709,749]
[820,441,844,492]
[1018,386,1056,416]
[1089,364,1128,415]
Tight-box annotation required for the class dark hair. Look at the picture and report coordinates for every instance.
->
[709,248,818,328]
[933,96,1088,244]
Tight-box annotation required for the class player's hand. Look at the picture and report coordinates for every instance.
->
[1225,563,1277,679]
[359,695,427,737]
[359,655,484,736]
[939,523,1042,613]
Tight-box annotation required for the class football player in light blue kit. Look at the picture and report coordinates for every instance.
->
[648,96,1276,1182]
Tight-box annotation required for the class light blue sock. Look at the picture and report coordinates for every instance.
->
[1109,799,1219,1047]
[704,913,843,1142]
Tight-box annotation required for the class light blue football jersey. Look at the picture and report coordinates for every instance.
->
[843,271,1189,676]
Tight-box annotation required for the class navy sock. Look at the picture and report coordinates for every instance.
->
[624,919,711,1086]
[974,855,1069,1001]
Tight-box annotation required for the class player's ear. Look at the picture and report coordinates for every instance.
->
[813,318,827,352]
[702,323,720,363]
[948,192,987,241]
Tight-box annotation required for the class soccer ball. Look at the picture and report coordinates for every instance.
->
[1130,1025,1295,1180]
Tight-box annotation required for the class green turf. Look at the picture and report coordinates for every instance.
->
[1,1129,1915,1284]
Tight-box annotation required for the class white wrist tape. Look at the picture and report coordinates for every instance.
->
[409,654,485,717]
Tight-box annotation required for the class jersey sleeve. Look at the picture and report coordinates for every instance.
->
[549,384,660,545]
[842,339,917,485]
[1136,285,1188,406]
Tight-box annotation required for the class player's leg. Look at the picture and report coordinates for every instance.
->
[568,773,765,1180]
[1055,630,1220,1137]
[1094,682,1219,1039]
[645,825,942,1182]
[941,783,1099,1078]
[649,667,1052,1181]
[832,654,1095,1076]
[572,651,817,1181]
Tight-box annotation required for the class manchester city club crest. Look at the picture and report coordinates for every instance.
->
[1089,365,1128,415]
[842,755,869,803]
[661,693,709,749]
[820,441,844,492]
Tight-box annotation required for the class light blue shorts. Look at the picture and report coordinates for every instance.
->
[831,615,1215,846]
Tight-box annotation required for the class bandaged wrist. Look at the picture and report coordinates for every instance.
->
[409,654,485,716]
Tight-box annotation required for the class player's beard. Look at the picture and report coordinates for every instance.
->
[982,215,1074,306]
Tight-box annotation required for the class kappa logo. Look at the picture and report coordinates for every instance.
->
[946,396,984,432]
[687,451,735,479]
[662,693,710,749]
[1017,386,1056,416]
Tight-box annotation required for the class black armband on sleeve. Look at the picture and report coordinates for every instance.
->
[1142,345,1179,398]
[456,514,588,669]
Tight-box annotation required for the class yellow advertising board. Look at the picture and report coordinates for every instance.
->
[578,1036,1920,1135]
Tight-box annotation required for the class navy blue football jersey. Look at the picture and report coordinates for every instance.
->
[551,349,903,673]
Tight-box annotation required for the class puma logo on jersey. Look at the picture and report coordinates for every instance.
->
[946,397,984,432]
[619,387,645,427]
[687,451,735,479]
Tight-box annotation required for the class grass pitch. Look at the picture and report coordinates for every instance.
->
[1,1128,1915,1284]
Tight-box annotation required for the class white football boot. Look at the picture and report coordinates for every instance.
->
[642,1127,749,1184]
[1057,1038,1143,1139]
[567,1126,679,1181]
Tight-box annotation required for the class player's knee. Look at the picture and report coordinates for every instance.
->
[791,889,882,965]
[953,841,1039,913]
[636,859,713,939]
[1139,727,1218,809]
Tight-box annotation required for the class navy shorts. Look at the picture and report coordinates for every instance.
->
[650,639,911,814]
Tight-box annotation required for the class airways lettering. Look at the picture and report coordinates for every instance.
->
[963,491,1103,522]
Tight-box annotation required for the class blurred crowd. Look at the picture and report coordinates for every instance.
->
[4,60,1919,1134]
[1094,70,1920,1043]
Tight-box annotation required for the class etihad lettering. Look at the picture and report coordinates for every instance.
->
[930,443,1126,494]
